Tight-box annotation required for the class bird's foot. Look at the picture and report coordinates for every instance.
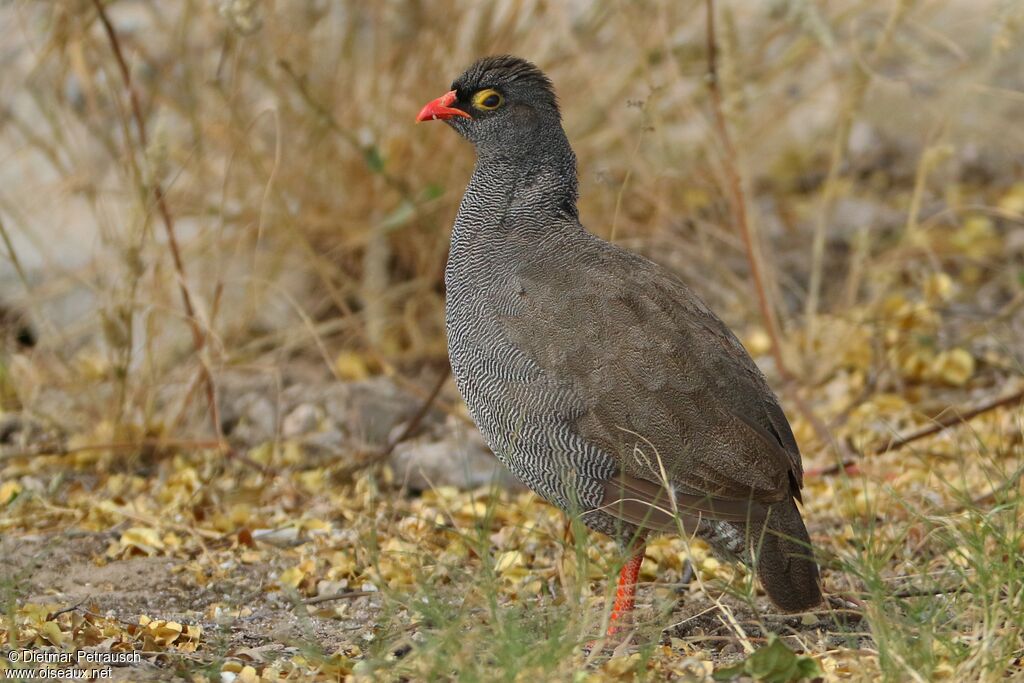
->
[584,625,636,656]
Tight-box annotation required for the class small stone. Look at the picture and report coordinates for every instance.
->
[299,429,346,462]
[228,392,278,444]
[316,579,348,597]
[323,378,424,446]
[282,403,321,438]
[389,423,524,492]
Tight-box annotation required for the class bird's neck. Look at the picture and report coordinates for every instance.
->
[454,131,579,243]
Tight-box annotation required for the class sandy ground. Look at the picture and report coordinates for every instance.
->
[4,531,383,679]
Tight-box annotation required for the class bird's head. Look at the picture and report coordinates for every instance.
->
[416,55,561,152]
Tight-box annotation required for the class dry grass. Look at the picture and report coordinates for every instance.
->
[2,0,1024,680]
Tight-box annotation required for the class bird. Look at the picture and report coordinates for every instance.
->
[416,55,821,637]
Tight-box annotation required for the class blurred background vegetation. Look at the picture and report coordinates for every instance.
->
[3,1,1024,680]
[2,0,1022,443]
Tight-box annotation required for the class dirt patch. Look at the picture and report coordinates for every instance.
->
[2,531,380,679]
[8,534,182,614]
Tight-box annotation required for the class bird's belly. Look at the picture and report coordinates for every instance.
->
[444,275,615,516]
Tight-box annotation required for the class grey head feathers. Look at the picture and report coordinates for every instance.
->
[452,55,559,115]
[441,56,564,153]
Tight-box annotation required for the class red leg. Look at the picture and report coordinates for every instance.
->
[607,546,645,636]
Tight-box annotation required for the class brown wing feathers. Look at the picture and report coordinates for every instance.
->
[599,471,767,534]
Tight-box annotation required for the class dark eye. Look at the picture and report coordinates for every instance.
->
[472,89,504,111]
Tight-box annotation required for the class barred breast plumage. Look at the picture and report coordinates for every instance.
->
[418,55,821,636]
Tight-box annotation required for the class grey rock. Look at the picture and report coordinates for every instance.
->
[282,403,322,438]
[220,374,425,448]
[229,392,279,444]
[320,378,423,447]
[298,429,347,464]
[389,418,524,492]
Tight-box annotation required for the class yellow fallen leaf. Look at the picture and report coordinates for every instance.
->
[932,348,974,386]
[382,538,419,555]
[924,272,953,303]
[952,215,999,259]
[0,481,22,504]
[699,556,721,580]
[644,538,676,567]
[335,351,371,380]
[998,182,1024,216]
[298,469,326,493]
[639,560,659,581]
[458,501,488,517]
[238,665,260,683]
[240,551,262,564]
[604,652,642,676]
[162,532,182,552]
[897,347,935,382]
[494,550,524,573]
[278,567,305,589]
[149,620,183,646]
[222,660,244,674]
[326,551,355,576]
[39,620,64,646]
[119,527,164,556]
[320,653,354,677]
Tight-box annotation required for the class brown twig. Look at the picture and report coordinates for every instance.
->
[91,0,224,446]
[889,586,967,599]
[703,0,836,453]
[49,596,91,619]
[806,458,859,478]
[0,214,30,292]
[381,366,451,458]
[870,387,1024,456]
[704,0,784,379]
[303,590,375,605]
[808,387,1024,477]
[330,368,451,482]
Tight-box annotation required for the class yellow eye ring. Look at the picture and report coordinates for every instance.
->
[472,89,504,111]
